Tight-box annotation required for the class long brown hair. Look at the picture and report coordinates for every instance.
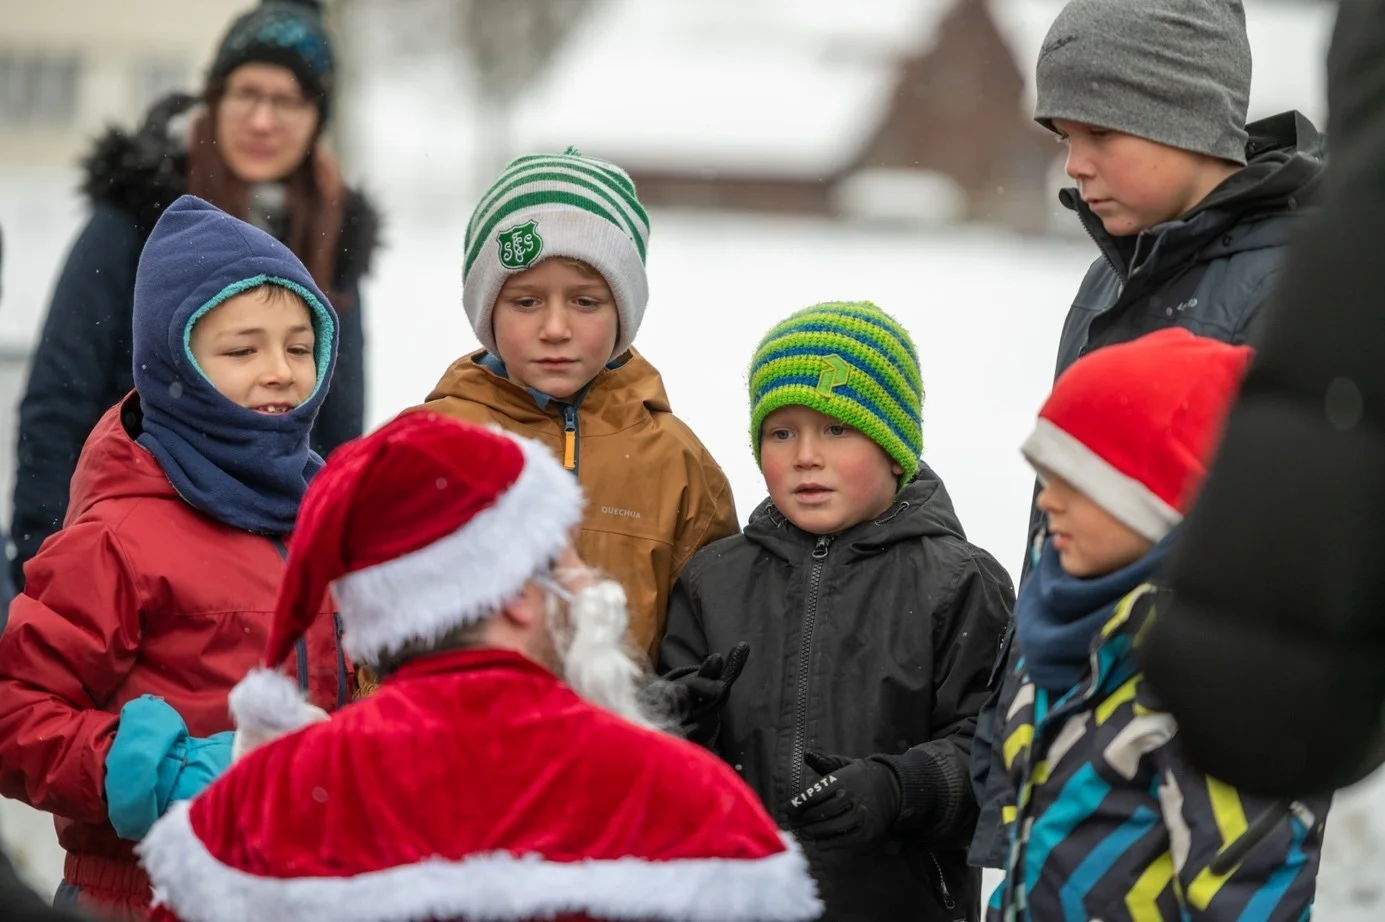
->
[186,82,347,300]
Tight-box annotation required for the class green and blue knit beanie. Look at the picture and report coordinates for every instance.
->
[210,1,335,119]
[462,147,651,359]
[749,301,923,486]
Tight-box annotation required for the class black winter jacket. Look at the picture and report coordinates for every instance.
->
[661,467,1014,922]
[1052,110,1324,378]
[1144,0,1385,798]
[8,94,379,589]
[969,110,1326,871]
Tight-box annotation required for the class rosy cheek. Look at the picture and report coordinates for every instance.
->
[760,452,791,496]
[841,457,879,493]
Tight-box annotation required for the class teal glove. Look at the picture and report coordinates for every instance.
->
[105,695,233,840]
[168,733,233,803]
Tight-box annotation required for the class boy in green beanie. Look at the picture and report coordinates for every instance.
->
[660,302,1014,922]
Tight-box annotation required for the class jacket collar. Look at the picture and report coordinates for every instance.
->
[425,348,673,436]
[744,462,967,563]
[1060,110,1324,280]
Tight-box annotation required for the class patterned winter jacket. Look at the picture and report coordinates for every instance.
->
[988,583,1329,921]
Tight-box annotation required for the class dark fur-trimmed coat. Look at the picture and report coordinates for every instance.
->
[10,93,380,588]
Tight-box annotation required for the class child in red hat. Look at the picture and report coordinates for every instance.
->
[988,328,1329,920]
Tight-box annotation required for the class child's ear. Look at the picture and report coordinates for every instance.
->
[891,461,905,478]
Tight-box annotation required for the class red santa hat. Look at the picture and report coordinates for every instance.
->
[231,411,583,739]
[1021,328,1253,542]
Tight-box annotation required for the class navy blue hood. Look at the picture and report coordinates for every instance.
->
[132,194,338,534]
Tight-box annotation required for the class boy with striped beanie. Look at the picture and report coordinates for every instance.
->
[413,148,738,660]
[660,301,1015,921]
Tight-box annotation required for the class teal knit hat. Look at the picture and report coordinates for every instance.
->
[462,147,651,359]
[749,301,923,485]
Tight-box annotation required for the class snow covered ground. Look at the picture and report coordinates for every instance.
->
[1,170,1383,914]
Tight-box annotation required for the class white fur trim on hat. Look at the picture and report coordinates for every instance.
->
[226,668,330,758]
[332,433,584,663]
[463,207,649,360]
[1022,417,1182,542]
[138,802,822,922]
[228,669,310,738]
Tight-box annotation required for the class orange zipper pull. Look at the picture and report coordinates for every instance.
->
[562,404,578,472]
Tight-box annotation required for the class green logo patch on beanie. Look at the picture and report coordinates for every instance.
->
[462,148,653,361]
[749,302,924,488]
[497,220,543,270]
[816,355,850,395]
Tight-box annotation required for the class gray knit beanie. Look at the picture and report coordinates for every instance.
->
[1035,0,1252,165]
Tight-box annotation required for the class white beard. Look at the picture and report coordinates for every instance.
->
[547,579,670,732]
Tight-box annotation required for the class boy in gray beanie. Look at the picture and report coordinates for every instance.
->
[968,0,1325,872]
[1033,0,1320,357]
[1039,0,1254,178]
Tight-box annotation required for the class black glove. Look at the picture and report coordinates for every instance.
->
[663,642,749,746]
[786,751,902,850]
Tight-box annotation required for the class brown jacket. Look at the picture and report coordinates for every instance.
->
[413,349,738,655]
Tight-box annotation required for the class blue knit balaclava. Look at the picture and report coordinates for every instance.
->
[132,194,338,534]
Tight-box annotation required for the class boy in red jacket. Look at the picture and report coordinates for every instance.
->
[0,195,347,920]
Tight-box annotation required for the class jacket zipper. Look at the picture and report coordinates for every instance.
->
[1071,195,1124,281]
[927,850,957,911]
[789,535,832,791]
[561,404,579,474]
[269,536,311,695]
[1071,207,1123,363]
[334,614,348,707]
[1007,627,1130,902]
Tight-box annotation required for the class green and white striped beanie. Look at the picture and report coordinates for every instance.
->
[749,301,924,487]
[462,148,651,359]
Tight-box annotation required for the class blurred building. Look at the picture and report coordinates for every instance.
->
[509,0,1060,234]
[0,0,249,168]
[339,0,1333,235]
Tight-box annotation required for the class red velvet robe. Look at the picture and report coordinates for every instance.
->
[139,648,819,922]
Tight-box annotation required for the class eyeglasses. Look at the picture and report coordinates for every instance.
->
[534,566,598,603]
[221,86,316,126]
[535,575,573,602]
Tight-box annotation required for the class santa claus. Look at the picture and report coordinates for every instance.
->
[136,412,819,922]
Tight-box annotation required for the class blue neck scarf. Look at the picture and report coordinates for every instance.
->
[131,195,338,534]
[1015,532,1176,693]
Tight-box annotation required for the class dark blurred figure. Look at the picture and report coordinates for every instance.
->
[1143,0,1385,798]
[0,852,87,922]
[0,223,12,618]
[8,0,379,592]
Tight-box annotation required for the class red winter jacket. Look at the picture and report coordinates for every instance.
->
[0,394,345,918]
